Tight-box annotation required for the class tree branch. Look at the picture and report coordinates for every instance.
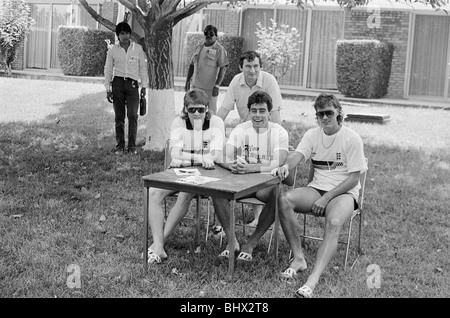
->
[79,0,116,32]
[172,0,226,26]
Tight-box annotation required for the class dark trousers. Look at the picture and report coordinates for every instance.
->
[112,76,139,150]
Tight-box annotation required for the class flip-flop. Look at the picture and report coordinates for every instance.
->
[295,285,313,298]
[236,251,253,262]
[140,248,155,259]
[148,252,162,264]
[279,268,298,280]
[218,249,239,259]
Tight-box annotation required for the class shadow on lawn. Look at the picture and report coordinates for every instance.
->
[1,91,449,297]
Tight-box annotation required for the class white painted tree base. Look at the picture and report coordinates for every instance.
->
[143,89,176,151]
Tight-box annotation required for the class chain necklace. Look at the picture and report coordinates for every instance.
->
[321,127,339,149]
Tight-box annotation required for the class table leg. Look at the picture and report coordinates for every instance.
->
[227,200,236,282]
[196,195,200,248]
[143,186,149,274]
[273,183,281,263]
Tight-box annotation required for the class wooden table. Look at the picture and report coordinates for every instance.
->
[142,165,281,281]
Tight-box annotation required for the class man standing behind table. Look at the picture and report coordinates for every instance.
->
[104,21,148,155]
[185,24,229,115]
[217,50,283,227]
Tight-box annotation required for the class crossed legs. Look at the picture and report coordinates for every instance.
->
[147,188,195,259]
[279,187,355,294]
[212,185,277,257]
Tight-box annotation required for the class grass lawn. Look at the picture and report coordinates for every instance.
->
[0,77,449,298]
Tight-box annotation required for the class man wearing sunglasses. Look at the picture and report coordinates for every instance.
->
[185,25,229,115]
[272,93,367,298]
[145,89,225,264]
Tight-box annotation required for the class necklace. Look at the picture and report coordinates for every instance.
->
[321,128,339,149]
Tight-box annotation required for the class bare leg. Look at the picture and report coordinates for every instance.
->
[212,197,240,251]
[247,205,262,228]
[303,194,355,292]
[279,187,319,271]
[147,187,176,258]
[163,192,196,240]
[239,185,277,255]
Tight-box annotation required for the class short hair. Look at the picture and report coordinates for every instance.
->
[247,91,273,112]
[115,22,131,37]
[313,93,344,125]
[204,25,218,36]
[181,89,211,120]
[239,51,263,68]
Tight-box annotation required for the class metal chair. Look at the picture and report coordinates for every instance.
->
[163,139,213,246]
[298,158,368,268]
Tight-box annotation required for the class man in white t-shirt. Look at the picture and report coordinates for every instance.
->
[217,50,283,227]
[146,89,224,264]
[273,93,367,298]
[213,91,288,261]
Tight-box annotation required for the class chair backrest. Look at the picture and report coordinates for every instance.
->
[164,139,171,169]
[307,158,368,211]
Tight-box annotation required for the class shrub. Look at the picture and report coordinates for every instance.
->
[184,32,243,87]
[336,40,394,99]
[58,26,115,76]
[255,18,301,82]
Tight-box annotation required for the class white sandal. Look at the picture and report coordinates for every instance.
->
[295,285,313,298]
[280,268,298,280]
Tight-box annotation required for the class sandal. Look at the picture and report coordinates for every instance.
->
[148,252,162,264]
[218,248,239,259]
[236,251,253,262]
[279,268,298,280]
[295,285,313,298]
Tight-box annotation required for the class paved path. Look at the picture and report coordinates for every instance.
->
[1,69,449,110]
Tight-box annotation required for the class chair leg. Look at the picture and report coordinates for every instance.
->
[302,213,306,246]
[205,197,211,243]
[267,226,274,254]
[241,203,246,237]
[344,217,354,269]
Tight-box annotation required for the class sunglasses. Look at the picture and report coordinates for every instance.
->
[204,31,215,36]
[186,107,206,114]
[316,110,335,119]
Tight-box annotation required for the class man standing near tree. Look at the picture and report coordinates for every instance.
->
[104,21,148,155]
[185,25,229,115]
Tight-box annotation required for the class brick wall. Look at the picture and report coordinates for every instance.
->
[344,10,410,99]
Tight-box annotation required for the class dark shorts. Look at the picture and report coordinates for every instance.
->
[309,187,359,210]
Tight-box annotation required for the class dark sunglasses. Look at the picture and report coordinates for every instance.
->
[186,107,206,114]
[204,31,215,36]
[316,110,335,118]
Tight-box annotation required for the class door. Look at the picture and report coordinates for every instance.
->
[409,15,450,100]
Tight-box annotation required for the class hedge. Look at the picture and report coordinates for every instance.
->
[184,32,243,87]
[336,40,394,99]
[58,26,115,76]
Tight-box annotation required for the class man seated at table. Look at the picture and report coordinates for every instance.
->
[213,91,288,261]
[146,89,225,264]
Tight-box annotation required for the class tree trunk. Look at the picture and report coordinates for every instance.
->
[143,21,176,151]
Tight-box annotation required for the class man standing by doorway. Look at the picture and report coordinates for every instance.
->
[185,25,229,115]
[104,21,148,155]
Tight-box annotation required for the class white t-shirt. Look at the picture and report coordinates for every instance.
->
[170,115,224,165]
[220,71,283,122]
[295,126,367,200]
[227,121,288,164]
